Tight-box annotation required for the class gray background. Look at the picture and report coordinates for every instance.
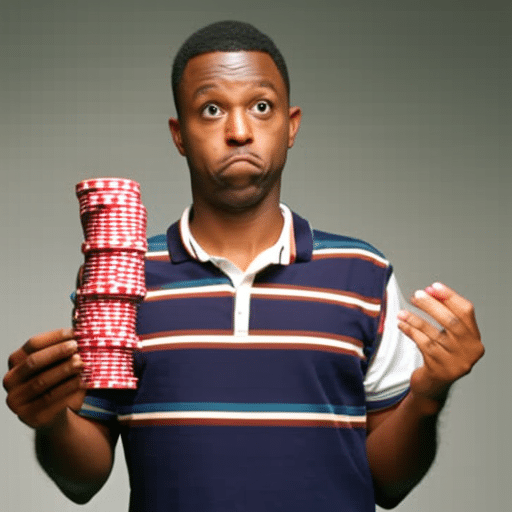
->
[1,0,509,510]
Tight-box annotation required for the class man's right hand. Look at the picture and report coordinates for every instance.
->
[3,328,86,429]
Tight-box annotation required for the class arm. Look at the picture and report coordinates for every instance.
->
[3,328,118,504]
[366,282,484,509]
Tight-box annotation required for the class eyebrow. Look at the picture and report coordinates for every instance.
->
[192,80,278,101]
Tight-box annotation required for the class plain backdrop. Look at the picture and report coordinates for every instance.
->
[1,1,510,510]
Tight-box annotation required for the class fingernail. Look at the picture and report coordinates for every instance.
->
[71,353,83,368]
[414,289,428,300]
[432,282,445,290]
[67,340,78,351]
[397,310,408,320]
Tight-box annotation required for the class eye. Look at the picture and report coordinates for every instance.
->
[252,101,272,115]
[202,104,222,118]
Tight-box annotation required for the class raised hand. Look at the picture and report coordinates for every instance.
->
[397,282,484,404]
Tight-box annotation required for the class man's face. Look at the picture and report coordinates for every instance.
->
[169,51,301,213]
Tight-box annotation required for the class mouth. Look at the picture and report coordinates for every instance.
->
[218,151,262,172]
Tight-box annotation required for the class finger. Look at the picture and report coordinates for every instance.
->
[424,282,479,334]
[4,339,78,391]
[8,328,75,371]
[397,319,447,363]
[397,309,441,343]
[17,378,87,429]
[7,354,84,407]
[410,289,469,338]
[22,328,75,356]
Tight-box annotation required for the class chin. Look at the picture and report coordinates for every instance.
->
[216,188,269,213]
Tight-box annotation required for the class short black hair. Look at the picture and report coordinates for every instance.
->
[171,20,290,116]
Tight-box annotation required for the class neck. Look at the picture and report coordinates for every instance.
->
[189,196,284,271]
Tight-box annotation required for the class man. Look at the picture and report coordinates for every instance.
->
[3,21,483,511]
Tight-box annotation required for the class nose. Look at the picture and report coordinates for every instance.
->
[225,109,253,146]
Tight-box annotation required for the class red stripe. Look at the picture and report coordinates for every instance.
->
[312,251,387,268]
[120,417,366,429]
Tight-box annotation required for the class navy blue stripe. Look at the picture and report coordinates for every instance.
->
[137,295,234,334]
[132,349,366,408]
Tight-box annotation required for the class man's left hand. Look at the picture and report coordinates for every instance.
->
[397,282,484,405]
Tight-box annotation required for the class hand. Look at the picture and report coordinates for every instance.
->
[397,282,484,405]
[3,328,86,429]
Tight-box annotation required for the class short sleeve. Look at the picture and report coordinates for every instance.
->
[78,390,119,422]
[364,273,423,411]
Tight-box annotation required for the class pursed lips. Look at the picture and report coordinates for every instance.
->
[218,151,262,171]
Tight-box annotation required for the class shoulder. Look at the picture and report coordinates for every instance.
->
[145,234,171,262]
[147,233,167,253]
[311,229,390,268]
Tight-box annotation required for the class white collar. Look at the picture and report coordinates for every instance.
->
[179,203,295,280]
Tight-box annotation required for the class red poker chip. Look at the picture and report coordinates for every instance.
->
[76,178,141,195]
[79,351,135,362]
[83,235,147,247]
[83,223,146,232]
[78,283,145,296]
[81,269,144,280]
[80,206,147,220]
[85,250,145,260]
[76,306,139,317]
[77,341,140,350]
[80,277,145,288]
[83,265,144,276]
[82,267,144,278]
[85,252,145,263]
[79,347,134,357]
[80,194,143,208]
[75,323,138,333]
[81,359,134,368]
[75,310,138,320]
[81,362,134,370]
[75,320,138,330]
[76,303,139,314]
[82,207,147,217]
[83,211,147,222]
[79,200,144,214]
[83,216,147,226]
[85,380,138,390]
[81,361,135,370]
[78,185,141,198]
[75,328,137,336]
[75,316,137,326]
[80,211,146,225]
[83,234,146,243]
[82,265,144,283]
[82,241,147,253]
[83,222,147,233]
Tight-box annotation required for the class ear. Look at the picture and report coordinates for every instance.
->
[168,117,186,156]
[287,106,302,148]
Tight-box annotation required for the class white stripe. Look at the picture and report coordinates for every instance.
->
[146,250,169,258]
[81,403,114,415]
[251,287,381,313]
[139,334,365,358]
[313,247,389,266]
[145,284,234,300]
[119,410,366,423]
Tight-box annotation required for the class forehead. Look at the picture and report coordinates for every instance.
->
[179,51,287,98]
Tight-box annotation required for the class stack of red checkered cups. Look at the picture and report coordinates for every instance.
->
[74,178,146,389]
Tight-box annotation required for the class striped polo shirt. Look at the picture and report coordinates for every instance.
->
[79,205,421,512]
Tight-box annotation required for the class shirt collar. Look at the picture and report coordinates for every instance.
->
[166,203,313,265]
